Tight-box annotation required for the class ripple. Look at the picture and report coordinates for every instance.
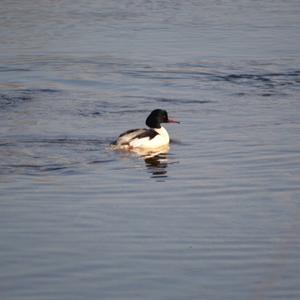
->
[0,66,30,72]
[0,88,61,110]
[0,93,32,109]
[19,137,107,146]
[0,136,112,176]
[128,95,214,105]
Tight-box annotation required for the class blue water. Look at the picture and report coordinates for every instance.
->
[1,1,300,299]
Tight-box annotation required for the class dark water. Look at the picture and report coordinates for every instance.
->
[1,1,300,299]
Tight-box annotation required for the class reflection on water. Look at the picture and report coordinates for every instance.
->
[143,150,169,180]
[113,145,170,180]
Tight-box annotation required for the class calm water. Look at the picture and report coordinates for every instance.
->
[1,1,300,299]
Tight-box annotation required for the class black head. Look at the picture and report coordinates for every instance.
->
[145,109,179,128]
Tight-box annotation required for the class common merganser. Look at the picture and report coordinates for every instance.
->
[112,109,179,150]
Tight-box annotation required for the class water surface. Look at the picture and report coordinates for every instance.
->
[1,1,300,299]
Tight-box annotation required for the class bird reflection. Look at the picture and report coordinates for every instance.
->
[144,153,168,179]
[112,144,172,180]
[132,145,170,179]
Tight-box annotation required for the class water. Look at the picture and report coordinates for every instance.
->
[1,1,300,299]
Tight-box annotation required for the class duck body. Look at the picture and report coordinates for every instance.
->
[112,109,179,150]
[115,126,170,150]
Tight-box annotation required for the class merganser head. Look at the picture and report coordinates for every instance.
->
[145,109,180,128]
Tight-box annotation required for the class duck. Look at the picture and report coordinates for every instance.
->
[112,109,179,150]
